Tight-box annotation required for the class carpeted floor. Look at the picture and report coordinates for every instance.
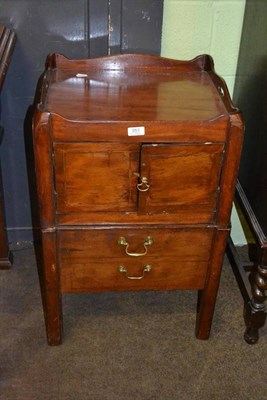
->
[0,243,266,400]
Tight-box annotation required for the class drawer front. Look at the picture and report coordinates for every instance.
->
[58,227,215,292]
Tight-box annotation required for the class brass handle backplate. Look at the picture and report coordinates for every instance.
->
[118,265,152,280]
[117,236,154,257]
[137,176,150,192]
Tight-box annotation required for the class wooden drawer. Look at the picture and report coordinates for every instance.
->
[58,227,215,292]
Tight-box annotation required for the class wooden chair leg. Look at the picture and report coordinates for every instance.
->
[227,236,267,344]
[243,263,267,344]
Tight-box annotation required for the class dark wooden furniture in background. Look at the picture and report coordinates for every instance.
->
[33,53,243,345]
[227,0,267,344]
[0,25,16,269]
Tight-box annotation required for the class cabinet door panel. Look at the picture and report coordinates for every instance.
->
[54,143,139,213]
[138,143,224,217]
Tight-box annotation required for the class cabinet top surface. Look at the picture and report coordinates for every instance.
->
[39,54,233,123]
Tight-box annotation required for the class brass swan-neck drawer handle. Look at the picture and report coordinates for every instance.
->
[117,236,154,257]
[137,176,150,192]
[118,265,152,280]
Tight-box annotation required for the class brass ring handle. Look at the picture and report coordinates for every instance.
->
[118,265,152,280]
[137,176,150,192]
[117,236,154,257]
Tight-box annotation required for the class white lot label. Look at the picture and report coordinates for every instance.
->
[127,126,145,136]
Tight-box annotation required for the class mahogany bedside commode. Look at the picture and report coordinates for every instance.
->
[32,53,243,345]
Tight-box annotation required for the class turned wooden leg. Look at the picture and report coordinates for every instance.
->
[40,231,62,345]
[196,229,229,339]
[243,263,267,344]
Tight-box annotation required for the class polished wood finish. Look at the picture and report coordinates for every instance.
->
[138,143,224,216]
[59,228,214,292]
[54,143,139,213]
[33,53,243,344]
[0,26,16,269]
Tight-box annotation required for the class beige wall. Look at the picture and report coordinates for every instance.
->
[161,0,246,245]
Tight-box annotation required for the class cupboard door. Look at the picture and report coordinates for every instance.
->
[54,143,139,213]
[138,143,224,218]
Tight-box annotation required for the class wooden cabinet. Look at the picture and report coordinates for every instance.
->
[32,53,243,345]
